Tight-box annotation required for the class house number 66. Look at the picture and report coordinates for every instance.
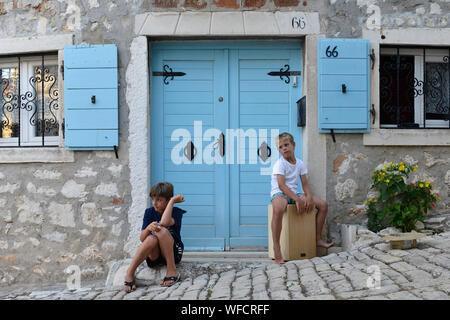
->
[326,45,339,57]
[291,17,306,29]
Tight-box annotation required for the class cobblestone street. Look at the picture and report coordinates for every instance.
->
[1,232,449,301]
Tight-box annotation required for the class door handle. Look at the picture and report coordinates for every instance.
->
[257,142,271,162]
[218,132,225,157]
[183,141,197,161]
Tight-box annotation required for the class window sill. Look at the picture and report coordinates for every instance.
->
[0,147,75,163]
[363,129,450,146]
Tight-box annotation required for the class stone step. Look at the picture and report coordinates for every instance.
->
[105,252,273,289]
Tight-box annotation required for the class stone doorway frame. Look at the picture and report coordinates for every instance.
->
[125,11,327,255]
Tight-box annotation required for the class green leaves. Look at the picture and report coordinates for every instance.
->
[365,162,439,233]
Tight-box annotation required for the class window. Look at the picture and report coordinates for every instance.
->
[1,54,59,147]
[380,46,449,129]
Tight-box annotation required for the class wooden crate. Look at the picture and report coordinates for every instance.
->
[268,204,316,261]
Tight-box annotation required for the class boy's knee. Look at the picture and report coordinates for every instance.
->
[318,199,328,212]
[272,209,285,220]
[143,235,158,247]
[155,227,173,242]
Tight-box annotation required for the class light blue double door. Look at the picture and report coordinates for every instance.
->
[150,42,302,250]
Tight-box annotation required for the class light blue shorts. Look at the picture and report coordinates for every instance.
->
[271,192,303,204]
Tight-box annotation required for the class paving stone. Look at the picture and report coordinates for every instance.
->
[180,289,200,300]
[321,253,343,265]
[270,290,290,300]
[403,269,433,282]
[327,279,353,293]
[319,270,346,283]
[437,283,450,295]
[360,295,390,300]
[411,287,450,300]
[253,283,268,293]
[122,288,146,300]
[292,259,315,269]
[252,291,270,300]
[302,294,336,300]
[336,284,401,299]
[315,263,332,272]
[112,290,127,300]
[373,254,403,264]
[428,255,450,269]
[381,268,410,285]
[387,291,421,300]
[389,261,417,273]
[210,287,231,300]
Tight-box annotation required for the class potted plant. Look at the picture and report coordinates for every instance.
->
[364,162,441,248]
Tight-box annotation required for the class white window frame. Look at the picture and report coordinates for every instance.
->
[0,55,59,147]
[380,47,449,129]
[363,28,450,146]
[0,34,74,163]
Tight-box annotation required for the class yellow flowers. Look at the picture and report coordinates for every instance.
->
[367,161,440,233]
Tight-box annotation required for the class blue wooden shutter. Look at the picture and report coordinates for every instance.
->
[318,38,370,133]
[64,44,118,150]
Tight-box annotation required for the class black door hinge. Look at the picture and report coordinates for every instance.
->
[268,64,301,84]
[60,60,64,80]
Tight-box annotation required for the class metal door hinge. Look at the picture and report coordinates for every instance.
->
[60,60,64,80]
[153,64,186,85]
[268,64,301,84]
[370,49,375,70]
[370,104,376,124]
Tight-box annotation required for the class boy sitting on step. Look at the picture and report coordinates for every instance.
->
[124,182,186,292]
[271,132,333,264]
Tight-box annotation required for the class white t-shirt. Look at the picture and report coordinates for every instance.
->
[270,157,308,197]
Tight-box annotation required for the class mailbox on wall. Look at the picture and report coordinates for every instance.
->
[297,96,306,127]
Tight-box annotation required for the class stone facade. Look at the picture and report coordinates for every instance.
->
[0,0,449,286]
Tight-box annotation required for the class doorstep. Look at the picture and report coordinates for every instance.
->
[105,251,273,289]
[182,250,271,263]
[105,248,332,289]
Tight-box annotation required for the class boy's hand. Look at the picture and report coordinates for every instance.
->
[305,195,314,213]
[172,194,185,203]
[147,222,162,233]
[295,197,305,215]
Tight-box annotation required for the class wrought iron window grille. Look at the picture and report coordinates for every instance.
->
[1,54,59,147]
[379,46,450,129]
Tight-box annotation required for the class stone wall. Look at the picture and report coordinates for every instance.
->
[0,0,449,286]
[327,134,450,245]
[0,152,131,286]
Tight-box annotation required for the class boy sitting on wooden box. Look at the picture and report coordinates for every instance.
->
[271,132,333,264]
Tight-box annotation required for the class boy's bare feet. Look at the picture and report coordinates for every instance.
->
[317,239,334,249]
[273,245,285,264]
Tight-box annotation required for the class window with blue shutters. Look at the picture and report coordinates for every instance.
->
[64,44,118,151]
[318,38,371,134]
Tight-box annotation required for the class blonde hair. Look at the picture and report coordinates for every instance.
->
[276,132,294,146]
